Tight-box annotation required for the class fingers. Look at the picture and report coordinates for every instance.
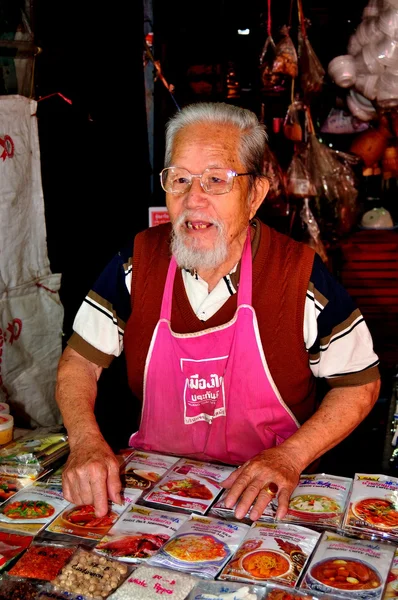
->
[106,461,123,506]
[222,449,300,522]
[61,444,122,518]
[223,468,254,512]
[62,459,111,517]
[275,487,290,520]
[234,480,271,520]
[249,486,277,521]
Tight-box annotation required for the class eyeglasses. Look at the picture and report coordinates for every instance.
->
[159,167,255,195]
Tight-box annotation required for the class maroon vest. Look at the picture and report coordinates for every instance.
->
[124,220,316,425]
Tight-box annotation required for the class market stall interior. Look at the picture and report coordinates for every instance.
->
[2,0,398,597]
[1,0,398,522]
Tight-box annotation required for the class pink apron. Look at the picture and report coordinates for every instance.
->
[129,228,300,465]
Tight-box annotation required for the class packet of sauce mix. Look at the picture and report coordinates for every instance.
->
[147,514,250,579]
[108,564,198,600]
[384,548,398,599]
[8,540,77,580]
[120,450,180,493]
[0,531,33,572]
[343,473,398,542]
[141,458,236,515]
[45,489,140,541]
[95,504,189,563]
[187,580,267,599]
[210,488,276,523]
[218,521,320,587]
[280,473,352,530]
[0,483,70,535]
[299,530,395,600]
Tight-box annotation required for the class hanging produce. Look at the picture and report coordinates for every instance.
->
[272,25,299,78]
[283,99,305,141]
[259,0,287,93]
[297,0,325,98]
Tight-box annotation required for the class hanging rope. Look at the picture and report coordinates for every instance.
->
[267,0,272,37]
[144,41,180,112]
[297,0,307,39]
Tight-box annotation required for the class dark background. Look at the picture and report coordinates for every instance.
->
[7,0,394,472]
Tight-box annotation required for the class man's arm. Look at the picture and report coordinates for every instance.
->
[56,346,122,517]
[222,379,380,521]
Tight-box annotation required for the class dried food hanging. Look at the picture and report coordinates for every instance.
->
[297,0,325,99]
[272,24,298,79]
[259,0,286,93]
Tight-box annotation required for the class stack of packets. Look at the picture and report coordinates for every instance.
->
[140,456,236,515]
[343,473,398,542]
[218,522,320,587]
[299,529,395,600]
[0,427,69,506]
[211,473,353,531]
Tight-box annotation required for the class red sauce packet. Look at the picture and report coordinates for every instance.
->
[8,541,76,580]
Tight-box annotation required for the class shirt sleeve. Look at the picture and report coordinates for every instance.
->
[67,243,133,367]
[304,253,380,386]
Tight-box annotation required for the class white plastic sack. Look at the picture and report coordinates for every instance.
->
[0,95,63,426]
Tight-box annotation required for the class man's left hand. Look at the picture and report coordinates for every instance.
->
[221,446,301,521]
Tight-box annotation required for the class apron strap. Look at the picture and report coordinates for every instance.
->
[160,256,178,320]
[237,226,253,306]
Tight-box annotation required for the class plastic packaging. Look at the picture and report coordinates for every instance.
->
[188,581,267,599]
[0,402,10,414]
[283,100,304,141]
[273,25,298,78]
[52,545,131,598]
[260,35,285,93]
[8,540,77,580]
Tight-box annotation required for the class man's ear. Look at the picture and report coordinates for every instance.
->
[249,177,270,220]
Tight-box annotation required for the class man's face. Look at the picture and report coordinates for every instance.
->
[166,122,258,271]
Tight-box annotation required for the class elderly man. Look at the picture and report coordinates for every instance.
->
[56,102,380,523]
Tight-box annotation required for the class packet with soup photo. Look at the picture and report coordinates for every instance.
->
[147,513,249,579]
[384,548,398,599]
[342,473,398,542]
[218,521,320,587]
[299,530,395,600]
[279,473,353,530]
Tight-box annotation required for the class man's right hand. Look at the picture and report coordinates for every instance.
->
[62,434,122,518]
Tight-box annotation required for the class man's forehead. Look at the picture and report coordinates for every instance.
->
[172,123,241,162]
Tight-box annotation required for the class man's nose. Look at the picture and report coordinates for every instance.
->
[184,177,208,207]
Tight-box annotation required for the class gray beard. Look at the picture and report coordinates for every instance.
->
[170,213,228,271]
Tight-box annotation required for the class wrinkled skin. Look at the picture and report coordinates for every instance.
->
[61,434,122,518]
[221,446,301,521]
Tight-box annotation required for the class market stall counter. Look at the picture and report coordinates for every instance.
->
[0,431,398,600]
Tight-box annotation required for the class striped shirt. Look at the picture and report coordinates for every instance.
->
[70,244,379,385]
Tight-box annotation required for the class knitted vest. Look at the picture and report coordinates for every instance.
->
[124,219,316,425]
